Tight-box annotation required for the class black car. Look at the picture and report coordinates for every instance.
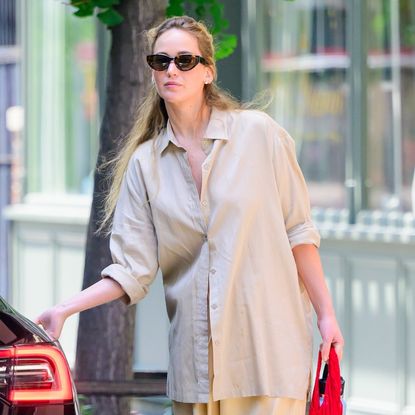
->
[0,296,80,414]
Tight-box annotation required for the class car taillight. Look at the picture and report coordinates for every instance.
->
[0,349,13,400]
[0,345,73,404]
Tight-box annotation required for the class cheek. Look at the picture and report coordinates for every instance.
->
[153,72,163,86]
[185,71,206,90]
[153,75,167,96]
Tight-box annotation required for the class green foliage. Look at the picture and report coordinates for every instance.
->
[166,0,185,16]
[93,0,120,7]
[73,2,94,17]
[70,0,123,26]
[215,33,237,60]
[97,8,123,26]
[69,0,239,60]
[404,25,415,47]
[166,0,236,60]
[78,395,94,415]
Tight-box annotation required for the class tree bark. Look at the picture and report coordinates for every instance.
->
[75,1,166,414]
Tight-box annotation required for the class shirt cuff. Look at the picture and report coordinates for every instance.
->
[287,221,321,249]
[101,263,148,306]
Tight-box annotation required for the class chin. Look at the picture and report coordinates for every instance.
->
[162,95,188,106]
[164,92,204,106]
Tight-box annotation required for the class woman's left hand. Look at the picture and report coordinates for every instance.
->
[317,314,344,362]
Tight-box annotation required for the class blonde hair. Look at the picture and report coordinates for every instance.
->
[98,15,269,234]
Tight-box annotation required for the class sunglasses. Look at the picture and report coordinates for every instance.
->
[146,54,207,71]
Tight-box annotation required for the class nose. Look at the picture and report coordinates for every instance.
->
[166,59,178,76]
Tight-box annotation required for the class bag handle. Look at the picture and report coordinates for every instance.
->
[310,346,343,412]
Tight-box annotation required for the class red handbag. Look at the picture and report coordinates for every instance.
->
[309,347,345,415]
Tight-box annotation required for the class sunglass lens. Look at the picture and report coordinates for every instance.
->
[176,55,197,71]
[147,55,170,71]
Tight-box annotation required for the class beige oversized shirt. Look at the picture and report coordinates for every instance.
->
[101,107,321,403]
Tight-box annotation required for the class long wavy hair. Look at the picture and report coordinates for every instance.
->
[98,15,265,234]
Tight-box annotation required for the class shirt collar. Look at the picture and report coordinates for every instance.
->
[157,106,230,155]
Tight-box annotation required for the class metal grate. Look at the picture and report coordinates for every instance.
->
[312,207,415,243]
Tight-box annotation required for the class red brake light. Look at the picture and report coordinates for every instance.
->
[2,345,73,403]
[0,349,13,399]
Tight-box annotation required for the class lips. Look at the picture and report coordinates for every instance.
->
[164,82,181,87]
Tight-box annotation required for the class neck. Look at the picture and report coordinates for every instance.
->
[165,99,211,143]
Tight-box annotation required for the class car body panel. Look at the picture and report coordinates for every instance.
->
[0,297,80,415]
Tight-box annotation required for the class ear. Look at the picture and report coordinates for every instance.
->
[205,67,214,84]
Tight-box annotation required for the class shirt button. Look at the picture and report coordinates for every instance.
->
[203,164,209,170]
[214,340,220,346]
[201,200,208,207]
[211,304,218,310]
[210,268,216,275]
[203,234,208,241]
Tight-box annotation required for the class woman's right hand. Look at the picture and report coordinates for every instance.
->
[33,278,127,340]
[34,305,67,340]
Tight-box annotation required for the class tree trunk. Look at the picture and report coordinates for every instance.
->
[75,1,166,414]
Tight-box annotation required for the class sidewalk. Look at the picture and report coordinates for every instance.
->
[130,396,172,415]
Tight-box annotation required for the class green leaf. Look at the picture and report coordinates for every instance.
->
[195,5,207,19]
[97,8,124,26]
[166,5,185,16]
[221,18,229,30]
[73,3,95,17]
[215,34,237,60]
[92,0,120,8]
[210,2,223,21]
[166,0,185,17]
[209,2,226,34]
[165,0,237,61]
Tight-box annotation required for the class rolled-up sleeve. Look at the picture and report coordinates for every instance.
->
[101,154,159,306]
[271,122,320,249]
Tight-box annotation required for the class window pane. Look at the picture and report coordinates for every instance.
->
[400,1,415,212]
[257,0,347,209]
[367,0,415,211]
[24,0,98,195]
[367,0,394,210]
[64,10,98,194]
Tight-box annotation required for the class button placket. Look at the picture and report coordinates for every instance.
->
[174,148,211,393]
[209,262,221,369]
[194,241,210,393]
[177,150,205,230]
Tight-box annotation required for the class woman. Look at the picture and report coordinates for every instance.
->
[36,16,344,415]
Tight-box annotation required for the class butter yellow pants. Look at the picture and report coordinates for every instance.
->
[172,341,307,415]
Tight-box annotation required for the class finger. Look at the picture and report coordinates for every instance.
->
[333,342,343,361]
[36,321,52,337]
[320,341,331,362]
[45,329,57,341]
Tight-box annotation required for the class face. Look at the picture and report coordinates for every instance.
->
[151,28,213,106]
